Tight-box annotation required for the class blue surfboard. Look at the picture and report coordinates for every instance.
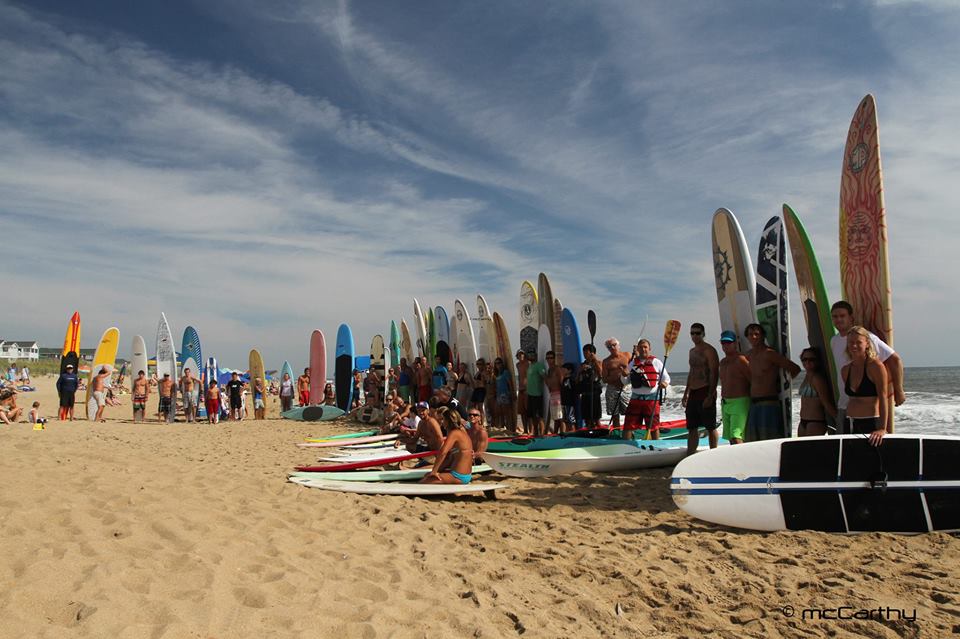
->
[181,326,204,418]
[335,324,355,411]
[561,308,583,426]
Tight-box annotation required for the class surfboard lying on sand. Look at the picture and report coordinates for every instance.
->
[297,434,397,448]
[484,437,711,478]
[671,435,960,533]
[305,430,378,443]
[288,465,493,483]
[289,476,508,497]
[296,450,438,472]
[281,405,346,422]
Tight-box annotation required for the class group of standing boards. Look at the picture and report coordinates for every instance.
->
[709,94,905,449]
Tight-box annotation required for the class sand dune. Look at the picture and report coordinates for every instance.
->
[0,376,957,638]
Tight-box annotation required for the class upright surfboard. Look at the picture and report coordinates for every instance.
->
[249,349,266,413]
[280,360,294,394]
[537,324,552,419]
[205,357,220,394]
[427,307,437,363]
[755,216,792,438]
[454,299,479,374]
[370,335,385,404]
[389,321,402,368]
[61,311,81,374]
[155,313,177,422]
[671,435,960,533]
[560,308,583,375]
[519,280,539,357]
[130,334,148,381]
[537,273,556,352]
[399,319,414,365]
[335,324,354,411]
[435,306,451,366]
[840,94,892,347]
[309,330,326,405]
[449,310,459,369]
[476,295,496,365]
[412,299,428,359]
[712,208,756,354]
[181,326,203,417]
[552,298,564,367]
[86,327,120,420]
[493,312,517,428]
[783,204,839,404]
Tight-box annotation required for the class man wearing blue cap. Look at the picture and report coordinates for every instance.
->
[718,329,751,444]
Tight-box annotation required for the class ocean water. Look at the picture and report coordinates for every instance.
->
[649,366,959,437]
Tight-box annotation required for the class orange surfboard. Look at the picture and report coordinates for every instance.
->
[840,94,892,346]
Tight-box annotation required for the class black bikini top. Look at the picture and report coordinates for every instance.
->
[844,365,878,398]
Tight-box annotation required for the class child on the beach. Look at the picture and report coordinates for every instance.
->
[29,401,46,428]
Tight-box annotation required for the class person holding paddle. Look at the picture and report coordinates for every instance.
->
[622,339,671,440]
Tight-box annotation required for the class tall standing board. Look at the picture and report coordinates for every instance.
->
[61,311,81,374]
[155,313,177,423]
[519,280,539,357]
[493,312,517,429]
[755,216,792,438]
[181,326,203,417]
[454,299,479,374]
[309,330,326,405]
[413,299,428,360]
[399,319,414,365]
[840,94,893,347]
[476,295,496,365]
[712,208,756,355]
[86,327,120,420]
[335,324,354,411]
[537,273,556,352]
[435,306,451,366]
[783,204,839,405]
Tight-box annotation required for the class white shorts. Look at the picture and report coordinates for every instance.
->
[93,390,106,407]
[254,398,265,409]
[549,392,563,420]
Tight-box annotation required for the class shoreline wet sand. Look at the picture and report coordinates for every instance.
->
[1,377,958,638]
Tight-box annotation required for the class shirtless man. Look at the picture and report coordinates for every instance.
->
[205,378,221,424]
[718,331,751,445]
[157,373,176,423]
[682,323,720,453]
[543,351,566,433]
[132,370,149,423]
[400,402,444,455]
[297,368,310,406]
[91,367,110,422]
[180,367,198,422]
[515,351,530,433]
[830,301,905,433]
[414,357,432,403]
[601,338,631,428]
[744,323,800,441]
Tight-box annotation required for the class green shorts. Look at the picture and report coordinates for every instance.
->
[721,397,750,441]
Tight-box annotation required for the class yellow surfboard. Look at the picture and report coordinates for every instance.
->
[86,327,120,420]
[249,349,266,418]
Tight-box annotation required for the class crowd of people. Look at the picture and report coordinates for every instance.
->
[11,299,905,456]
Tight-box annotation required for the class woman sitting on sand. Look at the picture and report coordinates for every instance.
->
[421,407,474,485]
[797,347,837,437]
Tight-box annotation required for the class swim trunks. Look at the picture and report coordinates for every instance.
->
[254,398,265,410]
[685,386,718,431]
[549,391,562,421]
[721,397,750,441]
[745,400,784,442]
[298,390,309,406]
[206,398,220,417]
[59,391,75,408]
[526,394,544,419]
[449,470,472,484]
[93,390,106,408]
[159,396,172,413]
[133,395,147,412]
[623,396,660,432]
[605,385,629,416]
[182,391,196,408]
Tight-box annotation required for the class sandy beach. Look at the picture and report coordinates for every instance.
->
[0,375,956,639]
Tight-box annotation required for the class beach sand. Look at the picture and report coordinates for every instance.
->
[1,376,958,638]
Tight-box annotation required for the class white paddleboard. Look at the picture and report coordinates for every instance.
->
[671,435,960,533]
[289,477,508,496]
[297,434,397,449]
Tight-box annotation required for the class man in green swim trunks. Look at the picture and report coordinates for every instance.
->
[718,330,750,444]
[744,323,800,441]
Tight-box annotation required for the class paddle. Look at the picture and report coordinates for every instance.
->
[587,310,597,346]
[643,320,681,440]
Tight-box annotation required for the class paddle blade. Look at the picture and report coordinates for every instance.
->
[663,320,682,356]
[587,310,597,345]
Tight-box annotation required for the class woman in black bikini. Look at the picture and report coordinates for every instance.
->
[797,347,837,436]
[841,326,888,446]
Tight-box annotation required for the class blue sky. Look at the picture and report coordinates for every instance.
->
[2,0,958,370]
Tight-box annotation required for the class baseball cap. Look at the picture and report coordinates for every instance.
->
[720,330,737,343]
[415,401,429,410]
